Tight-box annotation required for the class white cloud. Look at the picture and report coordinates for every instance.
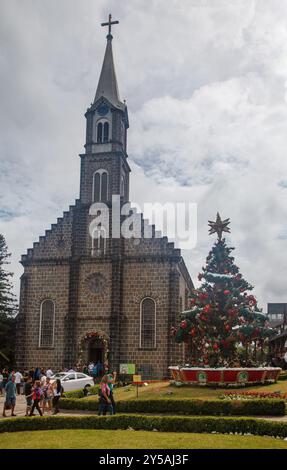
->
[1,0,287,309]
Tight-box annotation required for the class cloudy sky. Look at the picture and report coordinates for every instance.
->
[1,0,287,308]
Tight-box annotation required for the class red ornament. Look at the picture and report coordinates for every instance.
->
[189,298,196,305]
[213,343,219,350]
[190,328,196,337]
[225,324,231,331]
[199,292,208,302]
[223,290,230,295]
[203,304,212,314]
[180,320,188,329]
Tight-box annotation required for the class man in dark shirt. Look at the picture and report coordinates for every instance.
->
[23,376,33,416]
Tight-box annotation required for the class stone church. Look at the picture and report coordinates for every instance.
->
[15,20,193,378]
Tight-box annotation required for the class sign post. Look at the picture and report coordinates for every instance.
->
[133,375,142,398]
[119,364,136,386]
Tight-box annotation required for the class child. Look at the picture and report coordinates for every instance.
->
[29,380,43,416]
[42,377,53,415]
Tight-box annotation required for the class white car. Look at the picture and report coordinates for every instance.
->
[51,371,94,392]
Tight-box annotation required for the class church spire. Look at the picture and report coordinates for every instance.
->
[94,14,124,110]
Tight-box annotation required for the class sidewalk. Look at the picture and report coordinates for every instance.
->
[0,395,287,422]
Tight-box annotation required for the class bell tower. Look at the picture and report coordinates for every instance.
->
[80,15,130,206]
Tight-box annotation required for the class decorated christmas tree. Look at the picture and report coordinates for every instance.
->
[172,213,274,367]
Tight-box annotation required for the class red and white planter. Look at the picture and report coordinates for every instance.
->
[169,366,282,385]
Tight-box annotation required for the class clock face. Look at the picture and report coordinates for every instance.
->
[97,104,109,116]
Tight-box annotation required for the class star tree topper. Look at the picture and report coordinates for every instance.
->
[208,212,231,240]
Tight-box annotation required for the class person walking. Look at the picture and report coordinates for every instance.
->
[46,368,54,379]
[23,376,33,416]
[98,375,113,416]
[33,367,41,382]
[15,370,23,395]
[82,364,89,375]
[92,362,99,384]
[52,379,63,415]
[2,375,17,417]
[42,377,53,415]
[107,371,117,414]
[29,381,43,416]
[88,362,94,376]
[2,368,8,392]
[0,370,3,396]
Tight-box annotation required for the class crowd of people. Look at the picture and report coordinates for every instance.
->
[0,367,63,418]
[0,363,117,417]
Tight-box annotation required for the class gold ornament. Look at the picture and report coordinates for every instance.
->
[208,212,231,240]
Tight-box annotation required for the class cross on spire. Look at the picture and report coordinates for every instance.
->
[101,13,119,39]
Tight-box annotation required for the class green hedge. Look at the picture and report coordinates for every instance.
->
[63,385,99,399]
[0,414,287,438]
[59,398,285,416]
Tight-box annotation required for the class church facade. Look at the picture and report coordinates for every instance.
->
[15,25,193,378]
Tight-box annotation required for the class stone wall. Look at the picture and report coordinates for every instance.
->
[18,263,70,370]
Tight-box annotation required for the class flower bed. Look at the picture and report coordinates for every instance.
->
[220,391,287,400]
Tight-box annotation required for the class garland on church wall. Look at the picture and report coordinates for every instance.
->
[78,331,109,365]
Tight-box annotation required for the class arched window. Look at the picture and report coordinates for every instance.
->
[120,174,125,198]
[103,122,109,142]
[97,122,103,143]
[96,120,109,143]
[101,172,108,202]
[91,227,107,257]
[140,298,156,348]
[39,300,55,348]
[93,170,108,202]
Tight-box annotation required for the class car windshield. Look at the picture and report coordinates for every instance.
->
[51,373,66,379]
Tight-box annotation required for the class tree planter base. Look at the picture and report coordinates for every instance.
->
[169,366,282,386]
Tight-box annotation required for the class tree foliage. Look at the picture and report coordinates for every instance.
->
[172,235,274,367]
[0,234,17,365]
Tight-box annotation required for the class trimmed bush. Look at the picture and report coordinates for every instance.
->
[63,385,99,399]
[59,397,285,416]
[0,414,287,438]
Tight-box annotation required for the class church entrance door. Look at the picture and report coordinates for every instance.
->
[88,338,104,364]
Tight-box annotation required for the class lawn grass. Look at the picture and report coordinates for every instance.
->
[105,380,287,402]
[1,429,287,449]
